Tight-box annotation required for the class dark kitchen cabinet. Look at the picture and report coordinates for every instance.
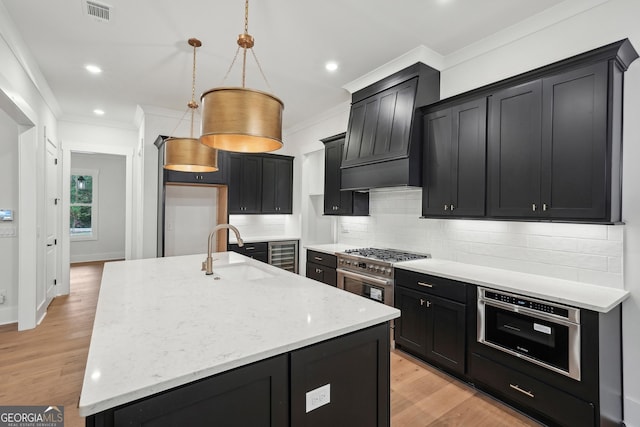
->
[305,250,337,286]
[91,354,289,427]
[163,151,229,185]
[394,269,467,376]
[322,133,369,216]
[422,98,487,217]
[488,54,630,222]
[229,153,293,214]
[229,242,268,263]
[229,154,262,214]
[261,156,293,214]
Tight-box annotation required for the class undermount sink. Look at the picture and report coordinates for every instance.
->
[212,263,275,281]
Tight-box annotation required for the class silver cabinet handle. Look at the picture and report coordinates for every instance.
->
[532,203,537,212]
[509,384,535,398]
[444,204,448,211]
[420,298,425,306]
[543,203,548,211]
[417,282,433,288]
[245,246,255,251]
[314,256,323,261]
[315,268,322,274]
[450,204,455,211]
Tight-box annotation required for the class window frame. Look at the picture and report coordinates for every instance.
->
[70,168,99,241]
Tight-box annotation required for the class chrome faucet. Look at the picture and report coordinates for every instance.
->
[202,224,244,275]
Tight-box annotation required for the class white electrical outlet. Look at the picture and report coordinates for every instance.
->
[306,383,330,413]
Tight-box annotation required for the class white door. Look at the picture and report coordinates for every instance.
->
[41,138,59,313]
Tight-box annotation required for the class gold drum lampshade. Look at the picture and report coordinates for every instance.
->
[200,87,283,153]
[164,137,218,172]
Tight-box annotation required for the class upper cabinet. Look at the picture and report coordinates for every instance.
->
[322,133,369,216]
[229,153,294,215]
[261,156,293,214]
[421,38,637,223]
[422,98,487,218]
[341,63,440,190]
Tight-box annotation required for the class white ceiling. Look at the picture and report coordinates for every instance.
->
[2,0,593,130]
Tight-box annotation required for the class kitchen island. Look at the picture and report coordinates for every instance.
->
[79,252,399,426]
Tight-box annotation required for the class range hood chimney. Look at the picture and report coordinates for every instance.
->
[340,63,440,191]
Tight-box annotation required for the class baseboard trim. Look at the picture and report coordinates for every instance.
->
[0,304,18,326]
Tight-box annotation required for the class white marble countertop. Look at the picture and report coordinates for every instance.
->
[229,235,300,244]
[79,252,399,416]
[394,258,628,313]
[305,243,361,255]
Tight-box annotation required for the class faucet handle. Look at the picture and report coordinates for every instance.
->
[201,260,207,271]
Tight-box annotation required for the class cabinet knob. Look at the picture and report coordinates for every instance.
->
[532,203,537,212]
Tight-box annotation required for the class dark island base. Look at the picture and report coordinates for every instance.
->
[86,323,390,427]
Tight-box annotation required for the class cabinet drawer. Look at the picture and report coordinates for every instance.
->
[306,262,337,287]
[230,242,268,255]
[394,269,467,303]
[307,250,337,269]
[470,353,594,427]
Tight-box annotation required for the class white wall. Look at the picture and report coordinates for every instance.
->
[0,108,19,323]
[69,152,126,263]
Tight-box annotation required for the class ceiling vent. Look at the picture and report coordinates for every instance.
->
[84,1,111,22]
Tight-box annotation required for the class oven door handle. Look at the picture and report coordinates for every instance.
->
[336,268,392,287]
[479,298,578,327]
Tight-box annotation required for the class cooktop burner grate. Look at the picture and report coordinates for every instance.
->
[343,248,430,263]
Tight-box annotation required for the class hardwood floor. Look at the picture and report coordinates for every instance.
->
[0,261,541,426]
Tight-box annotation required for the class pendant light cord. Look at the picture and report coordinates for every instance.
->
[218,0,273,91]
[168,38,201,139]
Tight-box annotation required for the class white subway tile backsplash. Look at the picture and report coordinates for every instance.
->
[335,191,624,288]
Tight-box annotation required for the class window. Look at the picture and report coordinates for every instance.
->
[70,169,98,240]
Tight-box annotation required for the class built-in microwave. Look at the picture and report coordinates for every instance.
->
[477,287,581,381]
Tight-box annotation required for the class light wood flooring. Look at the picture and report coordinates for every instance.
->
[0,261,541,426]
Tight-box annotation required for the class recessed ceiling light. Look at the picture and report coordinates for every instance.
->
[437,0,453,4]
[85,64,102,74]
[325,61,338,72]
[93,109,105,116]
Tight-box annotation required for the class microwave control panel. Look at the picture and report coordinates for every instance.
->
[485,290,569,318]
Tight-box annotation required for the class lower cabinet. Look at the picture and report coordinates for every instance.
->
[305,250,337,286]
[470,353,594,427]
[86,324,390,427]
[394,269,467,376]
[229,242,268,263]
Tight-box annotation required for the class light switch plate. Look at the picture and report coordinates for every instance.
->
[306,383,330,413]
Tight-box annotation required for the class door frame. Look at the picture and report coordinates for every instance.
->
[60,142,134,296]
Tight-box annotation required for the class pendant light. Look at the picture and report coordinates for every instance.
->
[164,38,218,172]
[200,0,284,153]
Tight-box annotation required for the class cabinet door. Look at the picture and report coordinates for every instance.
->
[306,261,337,286]
[422,108,453,216]
[343,78,418,167]
[425,294,466,375]
[261,157,293,214]
[488,80,542,217]
[451,98,487,217]
[111,354,288,427]
[164,151,229,185]
[323,137,355,215]
[394,286,428,357]
[229,155,262,214]
[541,62,608,220]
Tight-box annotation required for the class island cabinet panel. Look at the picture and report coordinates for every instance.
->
[422,97,487,217]
[394,269,468,376]
[229,242,268,263]
[87,355,289,427]
[290,323,390,427]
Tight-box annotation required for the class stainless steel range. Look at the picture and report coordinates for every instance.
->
[336,248,430,306]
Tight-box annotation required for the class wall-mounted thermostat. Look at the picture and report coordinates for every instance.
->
[0,210,14,221]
